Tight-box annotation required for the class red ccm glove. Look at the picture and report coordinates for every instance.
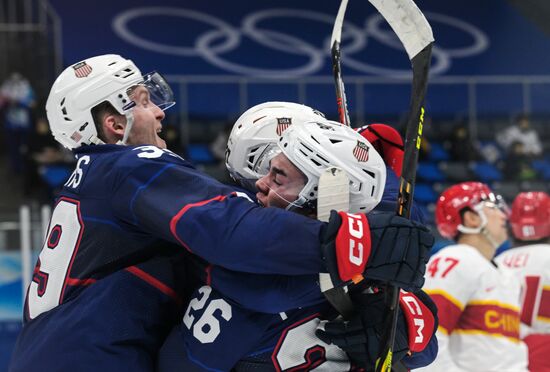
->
[321,210,433,292]
[399,290,437,353]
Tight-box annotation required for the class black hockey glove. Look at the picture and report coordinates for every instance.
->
[315,289,438,371]
[320,211,433,292]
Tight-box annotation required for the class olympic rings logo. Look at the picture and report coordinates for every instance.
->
[112,7,489,77]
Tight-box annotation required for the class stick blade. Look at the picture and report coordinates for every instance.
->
[317,167,350,222]
[368,0,434,60]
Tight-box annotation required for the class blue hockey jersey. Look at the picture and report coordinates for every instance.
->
[9,144,336,372]
[156,166,437,372]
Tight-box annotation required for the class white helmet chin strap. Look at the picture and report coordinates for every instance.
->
[116,111,135,146]
[255,179,307,211]
[457,204,500,248]
[89,135,105,146]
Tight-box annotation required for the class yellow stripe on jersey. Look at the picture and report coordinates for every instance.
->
[453,329,521,343]
[537,315,550,323]
[467,300,520,313]
[424,289,465,311]
[436,325,449,335]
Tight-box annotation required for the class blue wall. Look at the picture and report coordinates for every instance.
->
[48,0,550,117]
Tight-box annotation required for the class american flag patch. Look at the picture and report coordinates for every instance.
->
[72,61,93,78]
[276,117,292,135]
[353,141,370,162]
[70,131,82,142]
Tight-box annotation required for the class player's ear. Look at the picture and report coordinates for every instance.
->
[462,209,481,228]
[103,114,126,139]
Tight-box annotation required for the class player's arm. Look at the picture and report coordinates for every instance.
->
[209,267,325,313]
[111,149,433,289]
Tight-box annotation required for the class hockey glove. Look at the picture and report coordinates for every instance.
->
[321,211,433,292]
[315,289,437,371]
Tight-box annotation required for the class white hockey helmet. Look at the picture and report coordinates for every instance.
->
[278,121,386,213]
[225,101,325,190]
[46,54,175,149]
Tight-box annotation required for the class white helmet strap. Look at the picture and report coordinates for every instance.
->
[116,111,135,146]
[456,203,500,248]
[89,134,105,146]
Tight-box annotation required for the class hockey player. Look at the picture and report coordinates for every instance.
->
[417,182,528,372]
[156,105,437,371]
[226,102,423,223]
[9,56,433,372]
[495,191,550,372]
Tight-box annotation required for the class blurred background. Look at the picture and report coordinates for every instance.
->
[1,0,550,367]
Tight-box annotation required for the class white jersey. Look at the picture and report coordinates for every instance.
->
[416,244,528,372]
[496,244,550,371]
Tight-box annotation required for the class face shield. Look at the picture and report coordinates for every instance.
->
[475,192,510,217]
[234,143,282,191]
[117,72,175,146]
[124,71,175,112]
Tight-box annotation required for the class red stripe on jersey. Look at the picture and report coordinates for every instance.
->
[57,197,85,304]
[538,288,550,320]
[523,334,550,372]
[169,195,228,252]
[65,277,97,286]
[205,264,213,286]
[126,266,182,306]
[429,292,462,333]
[522,276,541,325]
[457,303,520,340]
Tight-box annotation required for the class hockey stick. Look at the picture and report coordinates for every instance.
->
[331,0,351,127]
[317,167,355,318]
[317,0,357,320]
[365,1,434,371]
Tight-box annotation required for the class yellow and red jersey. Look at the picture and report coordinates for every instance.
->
[496,244,550,372]
[417,244,528,372]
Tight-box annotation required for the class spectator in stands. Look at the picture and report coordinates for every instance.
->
[502,141,537,181]
[448,121,480,163]
[497,113,542,158]
[24,115,71,202]
[0,72,36,174]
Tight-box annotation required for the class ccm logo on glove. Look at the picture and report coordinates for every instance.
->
[335,212,371,282]
[400,291,435,352]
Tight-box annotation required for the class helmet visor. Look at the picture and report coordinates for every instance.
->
[126,71,175,111]
[477,193,510,217]
[252,143,281,177]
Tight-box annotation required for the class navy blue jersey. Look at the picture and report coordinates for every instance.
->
[157,284,348,372]
[157,280,437,372]
[10,144,332,372]
[24,144,329,319]
[156,167,436,372]
[11,254,188,372]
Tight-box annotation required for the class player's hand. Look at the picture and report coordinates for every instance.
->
[320,211,433,291]
[315,289,437,370]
